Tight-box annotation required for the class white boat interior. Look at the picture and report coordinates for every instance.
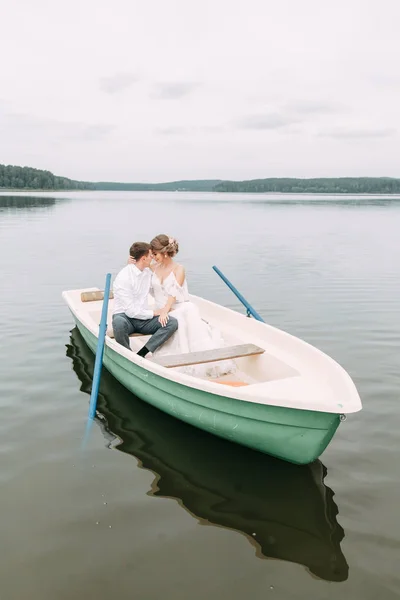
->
[63,288,362,415]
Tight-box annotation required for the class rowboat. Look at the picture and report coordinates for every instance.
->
[67,325,349,582]
[62,284,362,465]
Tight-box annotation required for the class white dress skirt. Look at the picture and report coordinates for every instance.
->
[150,271,236,379]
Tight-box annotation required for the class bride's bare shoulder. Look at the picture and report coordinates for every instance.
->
[173,262,185,274]
[173,263,186,285]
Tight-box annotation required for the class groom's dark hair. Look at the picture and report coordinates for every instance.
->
[129,242,151,261]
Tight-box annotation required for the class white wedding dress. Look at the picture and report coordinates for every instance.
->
[150,270,236,379]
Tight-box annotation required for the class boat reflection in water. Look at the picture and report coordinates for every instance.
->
[66,327,349,582]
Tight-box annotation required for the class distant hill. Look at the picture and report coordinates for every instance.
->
[0,164,220,192]
[0,163,94,190]
[214,177,400,194]
[92,180,221,192]
[1,163,400,194]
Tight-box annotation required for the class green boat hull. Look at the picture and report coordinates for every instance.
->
[75,321,341,465]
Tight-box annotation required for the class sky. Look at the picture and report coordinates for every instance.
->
[0,0,399,182]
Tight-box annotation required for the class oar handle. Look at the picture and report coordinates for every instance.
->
[88,273,112,419]
[212,266,264,322]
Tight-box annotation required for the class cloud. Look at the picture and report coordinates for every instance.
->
[318,127,396,139]
[236,101,346,134]
[366,70,400,88]
[202,125,225,134]
[151,82,200,99]
[236,113,300,130]
[78,124,115,140]
[2,1,400,179]
[155,124,225,136]
[99,73,139,93]
[287,101,346,115]
[156,126,188,135]
[234,102,349,134]
[0,112,115,142]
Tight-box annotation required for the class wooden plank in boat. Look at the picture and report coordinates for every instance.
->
[107,328,146,338]
[149,343,264,368]
[81,290,114,302]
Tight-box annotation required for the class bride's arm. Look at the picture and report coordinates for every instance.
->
[158,265,186,324]
[174,265,185,286]
[164,266,186,310]
[158,294,176,327]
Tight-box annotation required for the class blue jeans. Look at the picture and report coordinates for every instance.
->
[112,313,178,352]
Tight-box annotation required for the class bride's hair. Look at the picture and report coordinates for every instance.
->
[150,234,179,257]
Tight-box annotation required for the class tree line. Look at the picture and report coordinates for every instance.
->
[0,164,94,190]
[213,177,400,194]
[1,163,400,194]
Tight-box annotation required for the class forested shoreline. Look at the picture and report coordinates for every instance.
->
[1,163,400,194]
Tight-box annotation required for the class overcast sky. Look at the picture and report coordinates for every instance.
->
[0,0,399,182]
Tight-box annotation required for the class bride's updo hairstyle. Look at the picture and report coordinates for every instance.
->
[150,234,179,257]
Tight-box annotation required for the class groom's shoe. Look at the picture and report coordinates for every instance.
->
[137,345,150,358]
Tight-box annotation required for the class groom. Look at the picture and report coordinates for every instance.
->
[112,241,178,357]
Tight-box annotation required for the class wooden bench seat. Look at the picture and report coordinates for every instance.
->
[81,290,114,302]
[148,343,264,368]
[107,328,146,339]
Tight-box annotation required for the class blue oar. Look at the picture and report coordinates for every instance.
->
[88,272,112,418]
[82,273,112,446]
[212,265,264,322]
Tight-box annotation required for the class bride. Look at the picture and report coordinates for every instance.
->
[148,234,236,379]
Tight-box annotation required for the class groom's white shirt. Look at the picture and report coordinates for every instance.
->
[113,264,154,320]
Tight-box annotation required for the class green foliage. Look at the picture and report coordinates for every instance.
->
[0,164,94,190]
[0,164,219,191]
[213,177,400,194]
[93,180,221,191]
[2,163,400,194]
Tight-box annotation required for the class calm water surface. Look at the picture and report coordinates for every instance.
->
[1,191,399,599]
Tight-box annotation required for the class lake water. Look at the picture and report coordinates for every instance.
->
[1,191,399,599]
